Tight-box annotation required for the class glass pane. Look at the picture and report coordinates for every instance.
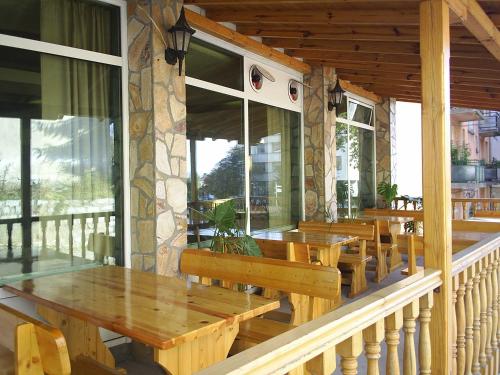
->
[0,0,120,55]
[186,38,243,91]
[349,126,375,216]
[335,122,350,218]
[186,86,244,244]
[249,101,301,231]
[348,101,373,126]
[0,46,123,283]
[336,97,348,119]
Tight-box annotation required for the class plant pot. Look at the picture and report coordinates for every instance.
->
[451,165,477,183]
[485,168,498,181]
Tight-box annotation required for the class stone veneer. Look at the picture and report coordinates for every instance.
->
[375,97,396,186]
[303,66,337,221]
[128,0,187,275]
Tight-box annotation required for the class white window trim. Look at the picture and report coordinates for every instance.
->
[185,32,305,232]
[0,0,131,268]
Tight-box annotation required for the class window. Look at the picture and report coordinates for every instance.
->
[336,96,376,218]
[185,36,303,242]
[0,0,126,284]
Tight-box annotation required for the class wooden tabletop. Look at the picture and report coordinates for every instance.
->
[253,230,357,247]
[357,215,415,224]
[465,217,500,223]
[4,266,279,350]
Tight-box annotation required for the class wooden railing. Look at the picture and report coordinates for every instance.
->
[197,269,442,375]
[452,198,500,220]
[0,211,114,261]
[451,233,500,374]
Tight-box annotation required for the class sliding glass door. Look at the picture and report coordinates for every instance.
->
[0,0,125,283]
[336,97,376,218]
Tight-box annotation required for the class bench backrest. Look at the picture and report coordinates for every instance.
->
[180,249,340,301]
[452,220,500,233]
[0,303,71,375]
[253,239,311,263]
[298,221,375,241]
[363,208,425,222]
[473,210,500,218]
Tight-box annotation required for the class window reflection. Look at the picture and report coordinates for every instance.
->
[186,86,244,243]
[249,101,301,231]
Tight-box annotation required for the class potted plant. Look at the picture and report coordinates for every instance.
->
[485,159,499,181]
[451,142,477,182]
[377,182,398,209]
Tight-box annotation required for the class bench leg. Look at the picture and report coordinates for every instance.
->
[155,321,239,375]
[37,305,115,368]
[348,264,368,298]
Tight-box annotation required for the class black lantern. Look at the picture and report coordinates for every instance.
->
[327,79,345,112]
[165,7,196,76]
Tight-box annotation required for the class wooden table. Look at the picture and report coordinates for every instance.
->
[465,217,500,223]
[452,230,493,245]
[4,266,279,375]
[357,215,415,271]
[253,230,358,267]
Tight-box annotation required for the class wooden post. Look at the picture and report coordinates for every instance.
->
[420,1,452,374]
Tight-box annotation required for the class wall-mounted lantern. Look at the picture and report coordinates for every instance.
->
[327,79,345,112]
[165,7,196,76]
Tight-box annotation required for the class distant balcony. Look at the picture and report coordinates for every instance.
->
[478,112,500,137]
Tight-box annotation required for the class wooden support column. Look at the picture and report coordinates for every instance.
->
[420,1,453,374]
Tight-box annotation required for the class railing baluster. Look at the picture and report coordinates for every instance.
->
[40,219,47,257]
[486,255,494,372]
[457,272,467,375]
[489,251,498,375]
[338,332,362,375]
[80,217,86,259]
[462,202,467,220]
[403,301,419,375]
[466,267,475,374]
[453,277,458,375]
[480,259,488,372]
[419,292,433,375]
[363,320,384,375]
[7,222,13,259]
[55,219,61,254]
[104,213,110,236]
[473,262,482,374]
[385,310,403,375]
[495,249,500,373]
[68,217,74,260]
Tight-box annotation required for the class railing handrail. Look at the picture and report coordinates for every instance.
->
[451,232,500,276]
[0,210,115,226]
[196,269,442,375]
[451,198,500,203]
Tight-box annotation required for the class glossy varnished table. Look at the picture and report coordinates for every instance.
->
[4,266,279,375]
[253,230,357,267]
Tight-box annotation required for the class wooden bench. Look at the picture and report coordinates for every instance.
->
[0,302,124,375]
[298,221,381,286]
[179,249,341,374]
[453,219,500,232]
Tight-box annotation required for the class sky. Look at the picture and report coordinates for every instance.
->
[395,101,423,198]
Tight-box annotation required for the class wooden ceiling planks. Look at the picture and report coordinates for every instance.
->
[185,0,500,110]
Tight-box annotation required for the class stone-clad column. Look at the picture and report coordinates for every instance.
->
[375,97,396,186]
[303,66,337,221]
[128,0,187,275]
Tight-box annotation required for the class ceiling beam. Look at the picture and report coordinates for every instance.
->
[184,9,311,73]
[448,0,500,61]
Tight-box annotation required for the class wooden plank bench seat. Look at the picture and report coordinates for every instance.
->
[0,302,124,375]
[180,249,341,375]
[297,221,377,292]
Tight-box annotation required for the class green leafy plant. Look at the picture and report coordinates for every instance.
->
[194,199,261,257]
[377,182,398,208]
[451,142,471,166]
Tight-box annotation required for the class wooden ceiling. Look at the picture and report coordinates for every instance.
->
[184,0,500,110]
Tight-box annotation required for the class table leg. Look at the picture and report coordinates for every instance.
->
[37,305,115,368]
[154,322,239,375]
[388,224,403,272]
[316,246,342,308]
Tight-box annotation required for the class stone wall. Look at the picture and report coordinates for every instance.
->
[375,97,393,185]
[128,0,187,275]
[303,66,337,221]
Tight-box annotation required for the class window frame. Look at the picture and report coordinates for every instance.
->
[0,0,131,268]
[336,93,377,217]
[185,30,305,234]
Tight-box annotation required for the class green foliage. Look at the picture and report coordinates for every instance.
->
[451,142,471,166]
[377,182,398,207]
[194,199,262,257]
